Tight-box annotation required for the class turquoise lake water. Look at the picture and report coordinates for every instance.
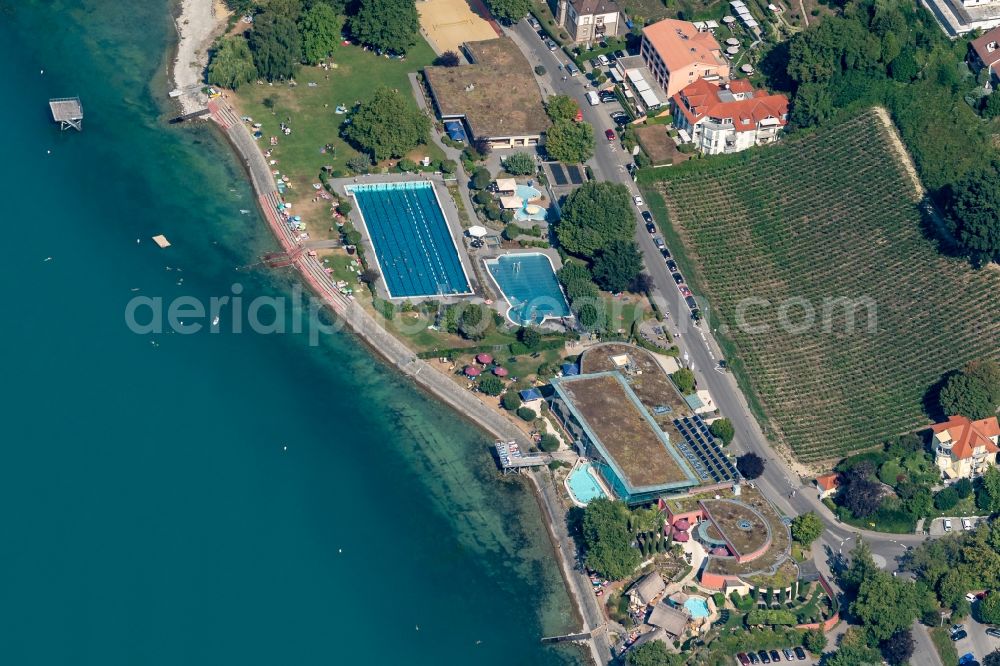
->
[0,2,578,663]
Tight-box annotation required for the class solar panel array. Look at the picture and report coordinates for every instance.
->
[672,415,739,483]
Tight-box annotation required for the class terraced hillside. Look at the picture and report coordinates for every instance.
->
[640,110,1000,462]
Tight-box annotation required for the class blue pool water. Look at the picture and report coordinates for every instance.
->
[566,463,607,505]
[514,185,547,222]
[348,182,471,298]
[485,253,571,325]
[685,596,711,619]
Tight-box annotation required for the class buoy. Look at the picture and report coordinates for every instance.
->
[46,150,51,154]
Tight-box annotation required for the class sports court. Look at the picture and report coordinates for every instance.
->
[346,181,472,299]
[417,0,500,55]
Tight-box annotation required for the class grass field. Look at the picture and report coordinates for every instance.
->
[640,110,1000,463]
[929,626,959,666]
[230,38,444,191]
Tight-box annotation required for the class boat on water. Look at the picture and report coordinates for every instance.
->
[212,315,220,326]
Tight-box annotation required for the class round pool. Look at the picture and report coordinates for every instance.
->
[684,596,710,619]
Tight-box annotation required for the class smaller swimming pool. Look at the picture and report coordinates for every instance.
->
[684,596,710,619]
[566,462,608,505]
[485,253,570,325]
[514,184,547,222]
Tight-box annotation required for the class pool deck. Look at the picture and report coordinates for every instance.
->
[332,173,480,303]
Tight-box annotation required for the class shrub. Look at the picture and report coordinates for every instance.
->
[374,298,395,321]
[440,159,457,174]
[470,166,491,189]
[672,368,696,394]
[517,407,537,421]
[934,487,960,511]
[501,392,521,411]
[538,433,560,452]
[509,341,529,356]
[477,374,504,396]
[713,593,726,608]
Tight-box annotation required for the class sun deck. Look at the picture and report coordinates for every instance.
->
[49,97,83,131]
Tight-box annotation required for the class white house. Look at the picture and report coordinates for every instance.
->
[670,78,788,155]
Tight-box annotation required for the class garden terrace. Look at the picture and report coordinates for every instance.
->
[423,37,549,142]
[700,499,770,560]
[551,372,697,487]
[639,109,1000,462]
[580,343,690,422]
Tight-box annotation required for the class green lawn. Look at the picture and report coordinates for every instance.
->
[231,37,443,193]
[929,626,959,666]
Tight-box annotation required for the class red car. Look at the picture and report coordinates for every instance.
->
[605,128,616,142]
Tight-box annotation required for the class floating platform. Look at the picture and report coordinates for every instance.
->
[49,97,83,131]
[152,235,171,248]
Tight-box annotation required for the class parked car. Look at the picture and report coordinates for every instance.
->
[769,651,781,663]
[666,260,678,271]
[633,195,644,207]
[641,210,653,224]
[566,63,579,76]
[737,654,751,665]
[615,49,626,59]
[680,286,693,297]
[605,128,616,141]
[783,649,794,661]
[747,653,760,664]
[536,29,546,40]
[661,246,671,258]
[758,650,771,664]
[589,57,601,69]
[654,237,666,250]
[646,221,656,234]
[962,517,973,530]
[952,629,968,641]
[985,627,1000,638]
[672,272,683,284]
[945,519,953,532]
[598,54,609,66]
[546,39,558,51]
[793,646,807,660]
[527,16,540,28]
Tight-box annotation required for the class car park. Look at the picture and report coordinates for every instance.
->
[605,128,616,141]
[758,650,771,663]
[633,195,644,207]
[737,654,751,665]
[793,646,806,660]
[646,221,656,233]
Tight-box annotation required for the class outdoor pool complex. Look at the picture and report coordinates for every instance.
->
[347,181,471,298]
[484,253,570,325]
[566,462,608,505]
[684,596,710,619]
[514,184,547,222]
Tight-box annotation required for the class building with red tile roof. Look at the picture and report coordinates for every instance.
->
[970,25,1000,85]
[670,78,788,154]
[932,415,1000,479]
[640,19,730,99]
[814,472,840,500]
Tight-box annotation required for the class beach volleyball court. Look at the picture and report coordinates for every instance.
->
[417,0,500,54]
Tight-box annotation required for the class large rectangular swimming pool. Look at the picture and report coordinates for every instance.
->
[347,181,471,298]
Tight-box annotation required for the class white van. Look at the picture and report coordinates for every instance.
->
[586,91,600,106]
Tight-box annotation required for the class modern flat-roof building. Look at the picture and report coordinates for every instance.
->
[423,37,549,149]
[922,0,1000,35]
[671,78,788,154]
[557,0,621,45]
[640,19,729,99]
[549,371,701,505]
[614,55,670,117]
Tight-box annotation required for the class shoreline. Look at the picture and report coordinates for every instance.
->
[199,99,608,664]
[169,0,227,116]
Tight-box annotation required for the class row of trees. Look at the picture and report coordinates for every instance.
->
[209,0,419,89]
[778,0,1000,264]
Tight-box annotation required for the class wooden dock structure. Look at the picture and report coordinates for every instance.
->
[49,97,83,131]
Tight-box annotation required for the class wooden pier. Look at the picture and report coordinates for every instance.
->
[49,97,83,131]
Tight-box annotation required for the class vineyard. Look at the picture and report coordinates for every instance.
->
[640,110,1000,462]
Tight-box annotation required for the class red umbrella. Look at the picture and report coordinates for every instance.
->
[672,528,690,542]
[712,546,729,556]
[464,366,481,377]
[476,353,493,364]
[673,518,690,531]
[493,367,509,377]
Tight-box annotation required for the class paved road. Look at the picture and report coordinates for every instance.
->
[912,622,944,666]
[506,19,930,577]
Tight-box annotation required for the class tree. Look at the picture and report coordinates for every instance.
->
[299,2,343,63]
[791,512,823,547]
[840,466,884,519]
[671,368,695,394]
[709,418,735,446]
[556,182,634,258]
[939,371,995,420]
[348,0,419,54]
[982,91,1000,119]
[347,155,372,174]
[592,240,643,293]
[737,452,765,479]
[582,498,641,580]
[343,87,430,161]
[359,268,381,284]
[985,650,1000,666]
[477,374,504,396]
[967,359,1000,406]
[249,12,302,80]
[630,272,653,294]
[470,166,492,190]
[934,487,960,511]
[545,120,595,163]
[538,433,560,452]
[880,629,914,666]
[518,326,542,349]
[954,477,974,499]
[457,302,492,340]
[626,639,686,666]
[889,48,919,82]
[484,0,531,23]
[803,628,827,654]
[545,95,579,122]
[501,391,521,411]
[517,407,537,421]
[433,51,460,67]
[977,466,1000,513]
[208,36,258,89]
[790,82,834,127]
[825,627,883,666]
[946,167,1000,264]
[503,152,536,176]
[851,570,920,642]
[980,588,1000,624]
